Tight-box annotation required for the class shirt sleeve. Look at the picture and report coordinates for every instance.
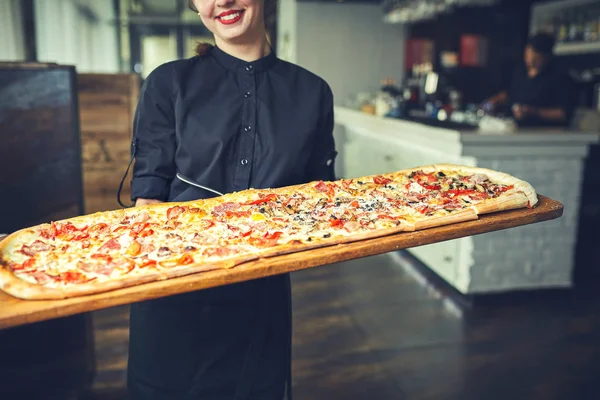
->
[306,83,337,182]
[130,65,177,202]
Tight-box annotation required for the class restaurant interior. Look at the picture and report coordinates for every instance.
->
[1,0,600,399]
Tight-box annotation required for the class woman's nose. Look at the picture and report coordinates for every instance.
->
[216,0,235,7]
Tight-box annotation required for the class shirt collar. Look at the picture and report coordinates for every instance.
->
[210,45,277,73]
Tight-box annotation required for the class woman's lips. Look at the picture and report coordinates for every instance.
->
[216,10,244,25]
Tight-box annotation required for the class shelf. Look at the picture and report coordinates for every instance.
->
[554,41,600,56]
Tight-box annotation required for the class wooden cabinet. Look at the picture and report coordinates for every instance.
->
[78,73,140,213]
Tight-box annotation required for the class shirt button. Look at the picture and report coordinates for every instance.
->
[241,159,249,165]
[245,65,253,72]
[244,91,251,98]
[244,125,252,132]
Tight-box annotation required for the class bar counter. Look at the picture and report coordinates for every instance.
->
[333,106,600,294]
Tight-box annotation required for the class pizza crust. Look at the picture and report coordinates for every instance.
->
[470,192,529,215]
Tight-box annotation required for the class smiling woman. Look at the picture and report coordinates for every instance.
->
[125,0,335,398]
[187,0,278,56]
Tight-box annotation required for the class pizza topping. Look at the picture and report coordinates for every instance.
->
[138,257,157,268]
[134,211,150,223]
[167,206,186,220]
[225,210,252,218]
[178,253,194,265]
[330,218,345,228]
[88,223,110,235]
[245,193,278,205]
[203,246,239,258]
[126,241,142,256]
[130,222,149,236]
[212,202,240,216]
[315,181,335,198]
[344,221,361,232]
[12,258,36,272]
[373,176,392,185]
[406,182,426,194]
[31,271,53,284]
[39,224,57,240]
[157,246,172,257]
[471,173,488,184]
[98,238,121,252]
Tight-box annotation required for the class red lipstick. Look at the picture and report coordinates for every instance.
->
[216,9,244,25]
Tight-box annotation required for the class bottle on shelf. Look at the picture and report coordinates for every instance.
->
[556,15,568,43]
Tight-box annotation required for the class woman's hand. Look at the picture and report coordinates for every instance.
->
[135,198,163,207]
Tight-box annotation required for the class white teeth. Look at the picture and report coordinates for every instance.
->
[221,12,240,21]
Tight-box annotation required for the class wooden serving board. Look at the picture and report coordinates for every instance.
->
[0,195,563,330]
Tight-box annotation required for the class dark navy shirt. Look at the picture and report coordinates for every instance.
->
[507,61,576,126]
[126,47,335,400]
[130,46,336,203]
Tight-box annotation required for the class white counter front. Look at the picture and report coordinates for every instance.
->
[333,106,600,294]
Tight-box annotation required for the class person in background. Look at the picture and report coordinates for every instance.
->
[484,32,576,127]
[123,0,336,399]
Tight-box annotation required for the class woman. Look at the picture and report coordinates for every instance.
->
[123,0,336,399]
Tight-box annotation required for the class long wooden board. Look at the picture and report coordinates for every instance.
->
[0,195,563,330]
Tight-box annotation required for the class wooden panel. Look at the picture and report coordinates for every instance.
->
[0,195,563,330]
[78,73,140,213]
[0,62,84,234]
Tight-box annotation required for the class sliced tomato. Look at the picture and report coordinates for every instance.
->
[138,228,155,238]
[421,184,441,191]
[241,229,253,237]
[59,271,94,284]
[130,222,149,235]
[179,254,194,265]
[225,210,252,218]
[138,258,157,268]
[245,193,278,206]
[263,231,283,240]
[12,258,36,271]
[330,218,345,228]
[416,206,430,214]
[88,223,110,234]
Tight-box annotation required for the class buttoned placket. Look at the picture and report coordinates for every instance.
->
[233,63,258,191]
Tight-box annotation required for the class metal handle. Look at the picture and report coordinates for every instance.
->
[175,173,224,196]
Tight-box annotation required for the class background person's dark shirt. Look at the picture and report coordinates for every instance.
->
[508,61,576,127]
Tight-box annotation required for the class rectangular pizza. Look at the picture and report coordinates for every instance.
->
[0,164,538,300]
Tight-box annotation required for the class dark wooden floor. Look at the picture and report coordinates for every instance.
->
[86,251,600,400]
